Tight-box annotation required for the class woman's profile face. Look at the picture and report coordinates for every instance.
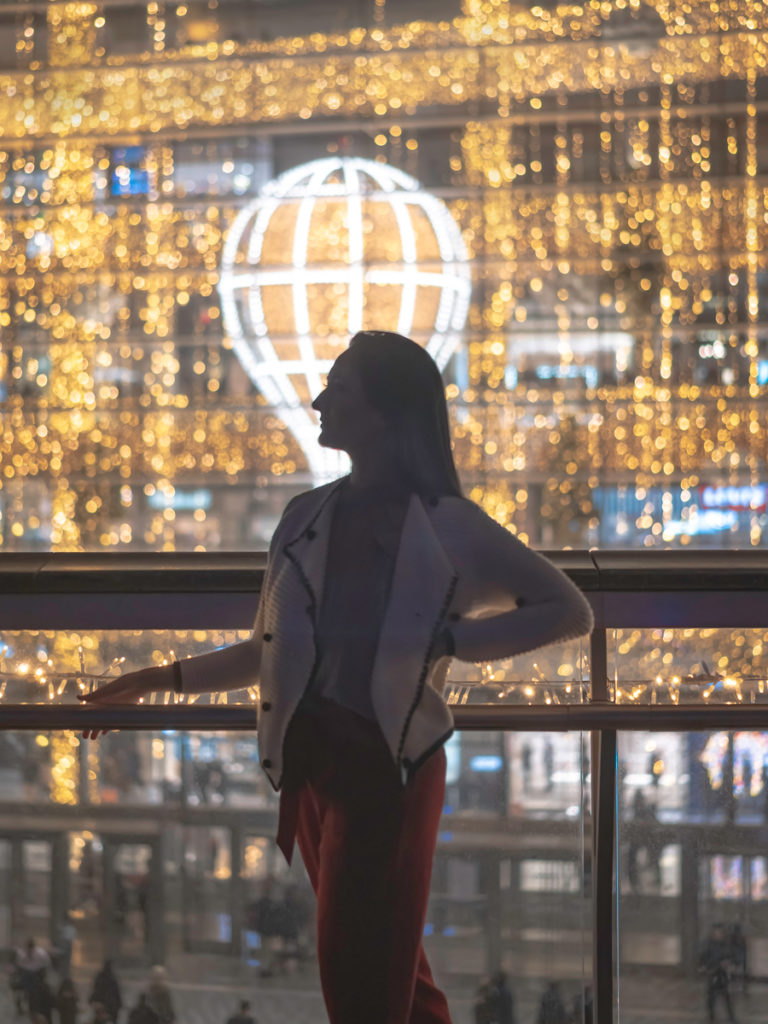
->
[311,352,386,455]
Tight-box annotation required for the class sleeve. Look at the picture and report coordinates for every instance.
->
[177,628,263,695]
[177,491,309,695]
[450,505,594,664]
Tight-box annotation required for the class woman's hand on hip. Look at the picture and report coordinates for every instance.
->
[77,663,175,739]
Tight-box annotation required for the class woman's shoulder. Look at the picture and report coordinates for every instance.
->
[430,494,524,551]
[427,494,492,545]
[429,493,488,524]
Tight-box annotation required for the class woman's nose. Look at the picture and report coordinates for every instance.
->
[311,392,323,411]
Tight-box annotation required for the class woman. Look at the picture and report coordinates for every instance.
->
[81,331,594,1024]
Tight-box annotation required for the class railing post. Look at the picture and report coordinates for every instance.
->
[590,627,615,1024]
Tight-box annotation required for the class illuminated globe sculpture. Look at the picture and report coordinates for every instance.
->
[219,156,471,480]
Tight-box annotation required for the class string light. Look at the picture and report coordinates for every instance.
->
[0,623,765,713]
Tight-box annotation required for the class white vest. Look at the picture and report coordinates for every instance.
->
[180,477,594,789]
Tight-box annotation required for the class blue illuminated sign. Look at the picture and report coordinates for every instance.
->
[111,146,149,197]
[469,754,503,773]
[147,488,212,511]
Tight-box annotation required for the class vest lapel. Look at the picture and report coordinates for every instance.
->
[282,477,347,621]
[371,496,458,760]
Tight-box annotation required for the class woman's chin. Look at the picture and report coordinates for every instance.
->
[318,435,351,457]
[317,431,340,451]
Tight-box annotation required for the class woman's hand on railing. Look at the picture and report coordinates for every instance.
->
[77,663,176,739]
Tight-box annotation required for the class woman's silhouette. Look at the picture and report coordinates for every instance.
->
[80,330,594,1024]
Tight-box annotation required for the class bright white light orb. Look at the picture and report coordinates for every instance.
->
[219,156,471,480]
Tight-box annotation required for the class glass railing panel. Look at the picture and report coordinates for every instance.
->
[618,731,689,818]
[610,628,768,705]
[0,729,278,810]
[445,636,590,705]
[181,732,273,810]
[0,630,255,705]
[0,727,590,1023]
[616,730,768,1024]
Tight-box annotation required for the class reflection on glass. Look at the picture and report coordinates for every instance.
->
[94,732,164,805]
[183,826,232,950]
[430,731,590,1017]
[617,732,768,1024]
[707,856,743,901]
[446,636,590,706]
[0,729,281,810]
[0,840,10,949]
[611,628,768,705]
[752,858,767,901]
[183,734,271,809]
[108,842,154,963]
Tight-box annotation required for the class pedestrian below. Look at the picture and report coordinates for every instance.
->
[741,754,753,807]
[127,994,160,1024]
[9,951,27,1014]
[144,966,175,1024]
[643,802,663,891]
[14,937,51,1015]
[473,978,493,1024]
[648,749,664,788]
[699,922,737,1024]
[569,986,593,1024]
[485,971,515,1024]
[583,986,594,1024]
[627,837,640,893]
[225,999,256,1024]
[56,977,80,1024]
[281,882,312,967]
[90,959,122,1023]
[250,877,285,977]
[54,914,76,979]
[28,970,54,1024]
[537,981,568,1024]
[89,1001,116,1024]
[521,743,532,793]
[729,922,748,994]
[544,738,555,793]
[81,331,595,1024]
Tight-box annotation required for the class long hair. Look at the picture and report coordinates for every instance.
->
[346,331,463,499]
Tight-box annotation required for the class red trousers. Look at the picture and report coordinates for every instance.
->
[277,698,453,1024]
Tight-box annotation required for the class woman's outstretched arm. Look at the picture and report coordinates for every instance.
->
[77,492,310,736]
[78,593,264,738]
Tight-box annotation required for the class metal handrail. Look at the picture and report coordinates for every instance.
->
[2,549,768,629]
[1,702,767,731]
